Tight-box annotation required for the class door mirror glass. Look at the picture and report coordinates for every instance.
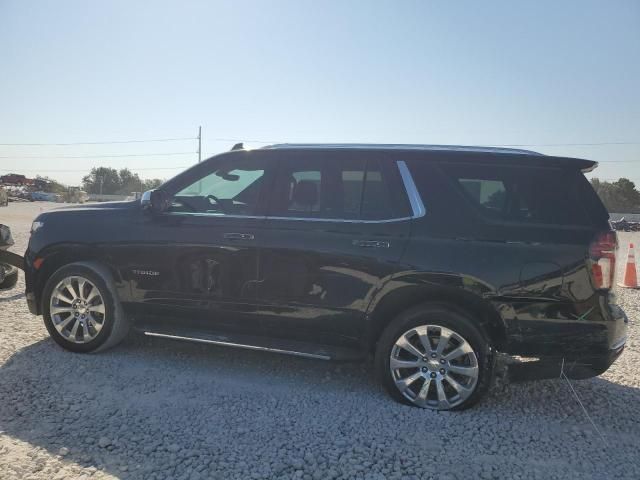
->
[141,189,170,214]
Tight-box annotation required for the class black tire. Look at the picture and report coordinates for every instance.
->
[375,303,492,411]
[42,262,129,353]
[0,265,18,290]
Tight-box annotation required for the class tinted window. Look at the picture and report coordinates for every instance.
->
[458,179,508,217]
[361,159,395,220]
[442,163,589,225]
[269,154,398,220]
[171,156,268,215]
[289,170,322,213]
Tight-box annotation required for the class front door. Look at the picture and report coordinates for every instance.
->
[124,151,274,335]
[254,150,412,349]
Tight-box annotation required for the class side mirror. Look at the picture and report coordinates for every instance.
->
[141,189,170,214]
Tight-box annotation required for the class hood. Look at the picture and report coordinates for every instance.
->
[34,200,140,225]
[51,200,140,212]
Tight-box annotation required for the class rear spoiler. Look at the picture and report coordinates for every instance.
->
[548,156,598,172]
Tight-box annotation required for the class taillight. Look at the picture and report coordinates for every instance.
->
[589,230,617,290]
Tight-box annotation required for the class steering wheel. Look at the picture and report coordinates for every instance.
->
[206,194,226,212]
[206,194,220,204]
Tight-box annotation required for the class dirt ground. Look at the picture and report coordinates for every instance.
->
[0,201,639,479]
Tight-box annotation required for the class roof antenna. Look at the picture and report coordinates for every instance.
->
[231,142,244,151]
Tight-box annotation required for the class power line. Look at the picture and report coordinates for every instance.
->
[0,152,195,159]
[0,137,196,146]
[0,166,188,173]
[1,136,638,148]
[210,137,279,144]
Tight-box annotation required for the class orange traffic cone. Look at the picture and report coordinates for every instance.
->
[619,243,639,288]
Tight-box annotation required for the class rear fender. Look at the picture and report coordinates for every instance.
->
[365,271,510,351]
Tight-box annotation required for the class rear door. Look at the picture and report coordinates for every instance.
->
[254,149,413,349]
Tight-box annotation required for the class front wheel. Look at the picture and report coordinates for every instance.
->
[375,304,492,410]
[42,263,129,353]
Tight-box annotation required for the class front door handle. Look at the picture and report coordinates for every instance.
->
[352,239,390,248]
[224,232,255,241]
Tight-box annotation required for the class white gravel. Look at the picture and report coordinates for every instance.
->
[0,202,639,480]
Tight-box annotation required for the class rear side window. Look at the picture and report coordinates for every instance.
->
[269,153,403,220]
[458,178,508,214]
[441,163,590,226]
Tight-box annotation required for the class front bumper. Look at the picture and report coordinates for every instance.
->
[26,292,38,315]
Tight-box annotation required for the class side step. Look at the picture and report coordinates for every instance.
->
[134,325,363,361]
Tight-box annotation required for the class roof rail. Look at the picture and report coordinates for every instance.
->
[260,143,543,156]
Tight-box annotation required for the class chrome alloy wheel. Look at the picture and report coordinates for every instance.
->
[49,276,106,344]
[390,325,479,410]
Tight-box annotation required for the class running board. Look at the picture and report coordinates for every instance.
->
[135,323,364,361]
[143,331,332,360]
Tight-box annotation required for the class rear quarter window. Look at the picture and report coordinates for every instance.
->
[440,163,591,226]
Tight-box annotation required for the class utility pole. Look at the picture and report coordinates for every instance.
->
[197,126,202,163]
[98,176,104,196]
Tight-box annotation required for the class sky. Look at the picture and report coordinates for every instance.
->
[1,0,639,186]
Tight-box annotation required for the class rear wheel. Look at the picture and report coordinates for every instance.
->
[42,263,129,353]
[375,304,492,410]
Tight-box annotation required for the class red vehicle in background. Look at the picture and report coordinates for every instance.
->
[0,173,31,186]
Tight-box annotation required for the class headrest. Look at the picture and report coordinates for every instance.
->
[292,180,318,208]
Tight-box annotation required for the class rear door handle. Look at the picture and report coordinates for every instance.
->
[224,232,255,241]
[352,240,390,248]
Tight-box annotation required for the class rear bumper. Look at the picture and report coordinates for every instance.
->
[507,341,625,381]
[505,304,628,381]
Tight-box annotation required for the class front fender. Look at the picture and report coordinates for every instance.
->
[25,243,127,315]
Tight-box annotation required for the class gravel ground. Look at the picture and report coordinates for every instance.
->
[0,202,639,480]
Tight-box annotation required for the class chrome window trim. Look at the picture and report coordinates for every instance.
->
[165,211,412,224]
[397,160,426,218]
[165,211,266,220]
[265,215,413,224]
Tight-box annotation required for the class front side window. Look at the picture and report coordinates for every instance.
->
[170,156,268,215]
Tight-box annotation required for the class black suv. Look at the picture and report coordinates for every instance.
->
[23,144,628,410]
